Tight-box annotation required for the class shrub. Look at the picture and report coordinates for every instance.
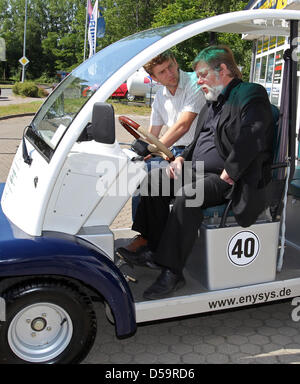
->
[12,82,22,95]
[12,81,39,97]
[37,87,49,98]
[35,72,56,85]
[20,82,39,97]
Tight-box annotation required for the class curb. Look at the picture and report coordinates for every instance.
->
[0,113,35,121]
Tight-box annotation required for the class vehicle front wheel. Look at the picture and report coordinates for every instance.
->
[126,92,135,102]
[0,279,97,364]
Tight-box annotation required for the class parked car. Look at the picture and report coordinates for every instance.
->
[111,82,135,101]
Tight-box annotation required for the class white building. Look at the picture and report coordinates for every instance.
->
[245,0,300,109]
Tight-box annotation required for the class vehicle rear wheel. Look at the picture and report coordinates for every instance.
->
[0,279,97,364]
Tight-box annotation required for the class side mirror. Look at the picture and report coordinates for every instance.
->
[91,102,115,144]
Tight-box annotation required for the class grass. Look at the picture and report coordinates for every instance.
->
[109,100,151,116]
[0,101,43,117]
[0,98,151,118]
[0,84,13,89]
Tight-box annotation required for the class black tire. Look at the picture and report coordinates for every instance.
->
[0,278,97,364]
[126,92,135,101]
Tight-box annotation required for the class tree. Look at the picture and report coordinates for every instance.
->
[0,0,86,80]
[151,0,252,79]
[97,0,171,49]
[0,0,252,81]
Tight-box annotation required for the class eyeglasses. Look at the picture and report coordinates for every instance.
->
[195,66,220,81]
[196,70,209,81]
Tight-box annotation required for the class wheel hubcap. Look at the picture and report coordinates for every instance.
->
[31,317,47,332]
[8,303,73,363]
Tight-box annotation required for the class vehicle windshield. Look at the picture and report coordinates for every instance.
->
[28,21,196,153]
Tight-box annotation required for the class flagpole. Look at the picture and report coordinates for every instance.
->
[83,0,89,61]
[21,0,28,82]
[94,0,98,53]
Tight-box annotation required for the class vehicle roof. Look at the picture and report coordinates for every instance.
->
[123,9,300,42]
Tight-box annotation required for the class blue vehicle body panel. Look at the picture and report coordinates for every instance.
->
[0,183,136,337]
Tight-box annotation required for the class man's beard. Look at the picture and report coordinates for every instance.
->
[202,84,224,101]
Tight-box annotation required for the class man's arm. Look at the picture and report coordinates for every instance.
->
[158,111,198,148]
[224,98,273,182]
[148,124,163,138]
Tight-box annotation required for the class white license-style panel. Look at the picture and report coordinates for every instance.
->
[135,278,300,323]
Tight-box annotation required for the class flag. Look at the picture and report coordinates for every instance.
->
[88,0,98,58]
[97,6,105,38]
[87,0,93,19]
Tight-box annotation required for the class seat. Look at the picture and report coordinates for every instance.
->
[185,104,283,290]
[202,103,280,226]
[202,204,234,218]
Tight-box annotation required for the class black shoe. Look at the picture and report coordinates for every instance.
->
[117,246,161,270]
[143,268,185,300]
[120,235,148,253]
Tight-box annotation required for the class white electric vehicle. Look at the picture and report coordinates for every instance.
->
[0,9,300,364]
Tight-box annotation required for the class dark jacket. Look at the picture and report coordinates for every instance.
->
[181,79,274,227]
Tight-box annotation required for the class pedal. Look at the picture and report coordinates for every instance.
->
[124,274,138,283]
[115,253,138,283]
[116,251,134,269]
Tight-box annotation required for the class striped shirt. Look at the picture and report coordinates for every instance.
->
[150,70,205,147]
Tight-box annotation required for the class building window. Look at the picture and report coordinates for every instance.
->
[266,53,275,83]
[254,58,261,82]
[260,56,267,81]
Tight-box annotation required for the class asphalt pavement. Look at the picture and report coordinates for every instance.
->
[0,87,48,106]
[0,101,300,364]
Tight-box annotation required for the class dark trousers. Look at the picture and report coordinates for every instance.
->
[132,167,231,273]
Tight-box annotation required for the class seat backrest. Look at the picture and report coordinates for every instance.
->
[271,104,280,165]
[268,103,290,220]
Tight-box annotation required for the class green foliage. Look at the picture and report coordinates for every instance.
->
[12,81,38,97]
[0,0,252,81]
[35,72,56,85]
[12,82,22,95]
[37,87,48,98]
[151,0,251,79]
[0,0,86,79]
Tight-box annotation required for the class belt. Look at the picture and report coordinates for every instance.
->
[172,145,186,149]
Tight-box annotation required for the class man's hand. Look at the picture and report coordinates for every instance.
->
[166,156,184,179]
[131,139,151,157]
[220,169,234,185]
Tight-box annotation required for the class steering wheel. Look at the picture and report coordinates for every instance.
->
[118,115,175,161]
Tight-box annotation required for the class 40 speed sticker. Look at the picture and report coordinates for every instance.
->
[227,231,260,266]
